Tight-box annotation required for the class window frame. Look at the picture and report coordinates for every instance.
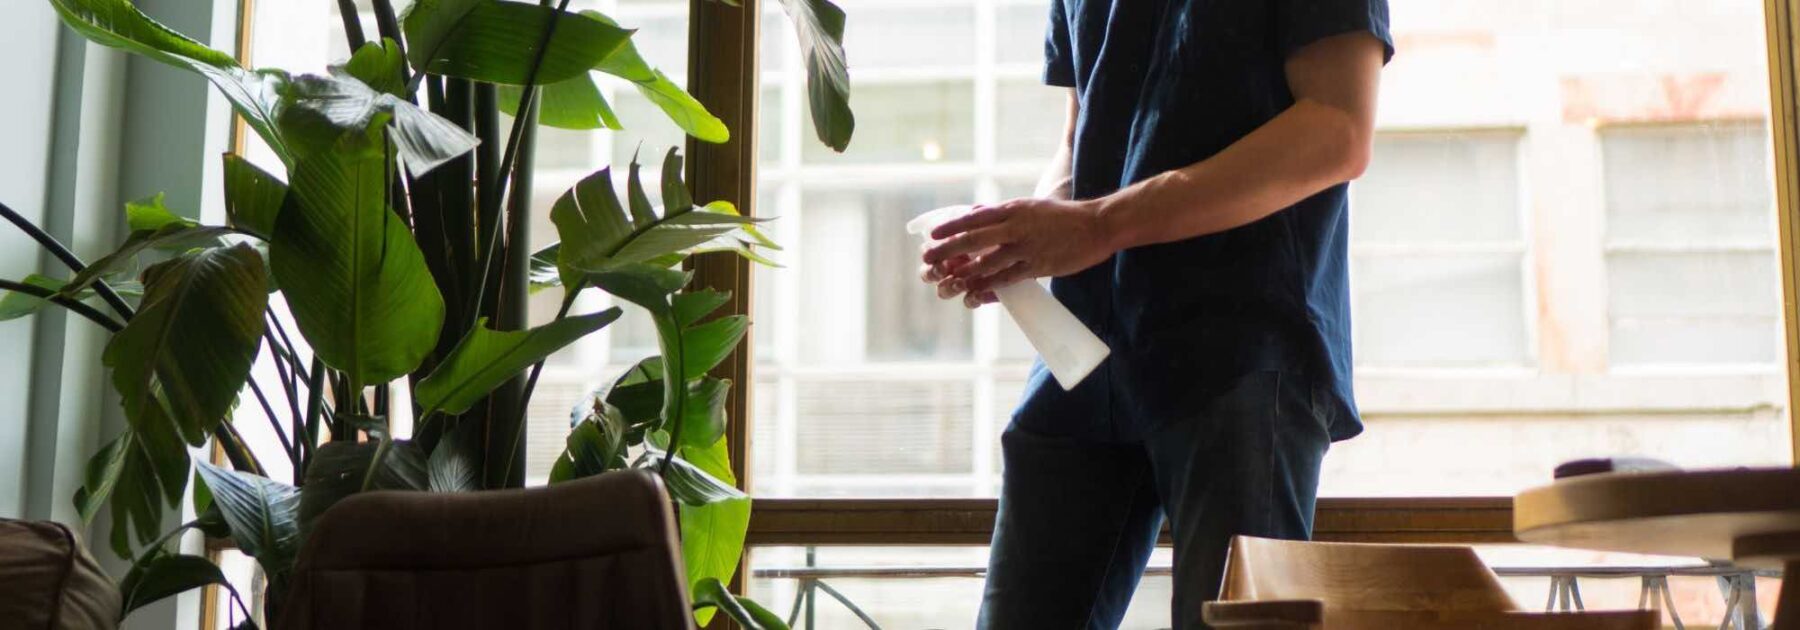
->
[687,0,1800,555]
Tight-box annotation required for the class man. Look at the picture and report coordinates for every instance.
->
[918,1,1392,627]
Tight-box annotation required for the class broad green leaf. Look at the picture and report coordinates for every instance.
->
[272,139,445,388]
[125,193,195,232]
[498,74,620,130]
[279,73,478,176]
[680,315,748,378]
[777,0,855,151]
[677,377,730,450]
[550,403,627,483]
[0,275,65,322]
[551,156,760,281]
[222,154,287,238]
[48,0,296,162]
[691,578,787,630]
[104,245,268,446]
[97,423,193,559]
[298,440,429,535]
[633,70,729,143]
[528,242,563,291]
[403,0,633,86]
[588,264,689,315]
[416,309,622,416]
[647,449,746,506]
[626,158,657,228]
[0,275,140,323]
[72,433,129,524]
[63,225,237,297]
[195,462,301,577]
[342,38,407,97]
[584,11,727,143]
[672,290,731,328]
[681,496,750,625]
[428,419,484,492]
[608,209,760,268]
[121,553,227,616]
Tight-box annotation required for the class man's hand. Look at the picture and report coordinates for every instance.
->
[919,197,1118,308]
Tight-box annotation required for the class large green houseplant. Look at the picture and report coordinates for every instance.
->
[3,0,854,626]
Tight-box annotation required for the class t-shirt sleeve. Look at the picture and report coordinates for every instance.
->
[1276,0,1396,64]
[1044,0,1077,87]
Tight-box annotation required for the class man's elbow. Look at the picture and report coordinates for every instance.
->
[1327,111,1374,183]
[1302,99,1375,184]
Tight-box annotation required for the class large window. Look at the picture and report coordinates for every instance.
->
[228,0,1800,627]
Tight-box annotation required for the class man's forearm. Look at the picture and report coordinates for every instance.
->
[1095,99,1371,251]
[1034,142,1075,201]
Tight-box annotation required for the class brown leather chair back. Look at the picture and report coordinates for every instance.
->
[277,470,693,630]
[0,519,122,630]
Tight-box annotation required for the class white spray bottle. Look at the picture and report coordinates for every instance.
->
[907,205,1110,390]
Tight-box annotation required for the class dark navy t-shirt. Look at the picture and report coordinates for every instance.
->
[1014,0,1394,443]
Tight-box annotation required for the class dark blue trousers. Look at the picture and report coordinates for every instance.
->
[977,371,1332,630]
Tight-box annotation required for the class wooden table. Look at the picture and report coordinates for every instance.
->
[1515,467,1800,629]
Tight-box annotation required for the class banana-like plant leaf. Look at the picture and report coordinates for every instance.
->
[672,290,731,328]
[71,433,129,525]
[48,0,296,162]
[125,194,196,232]
[528,242,563,291]
[691,577,786,630]
[498,74,620,130]
[279,73,478,176]
[222,154,287,238]
[678,377,730,450]
[644,449,746,506]
[403,0,633,86]
[584,10,728,143]
[62,225,237,298]
[121,552,228,616]
[626,158,658,228]
[776,0,855,151]
[341,38,407,97]
[195,462,301,577]
[415,309,622,417]
[549,402,627,483]
[299,440,429,535]
[680,315,748,378]
[104,245,268,447]
[588,264,690,316]
[551,154,760,283]
[91,423,193,558]
[272,135,445,388]
[428,419,484,492]
[674,436,749,626]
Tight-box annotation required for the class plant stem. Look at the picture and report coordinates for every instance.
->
[499,279,585,481]
[334,0,367,51]
[213,422,265,477]
[470,0,574,329]
[301,357,326,478]
[369,0,411,95]
[0,201,135,320]
[658,315,689,477]
[0,279,124,332]
[244,379,296,467]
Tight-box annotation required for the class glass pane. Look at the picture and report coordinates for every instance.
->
[1607,251,1780,365]
[842,4,976,70]
[1353,253,1530,366]
[996,2,1055,66]
[801,81,975,165]
[1603,123,1775,246]
[1351,133,1522,245]
[995,79,1068,163]
[749,546,1174,629]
